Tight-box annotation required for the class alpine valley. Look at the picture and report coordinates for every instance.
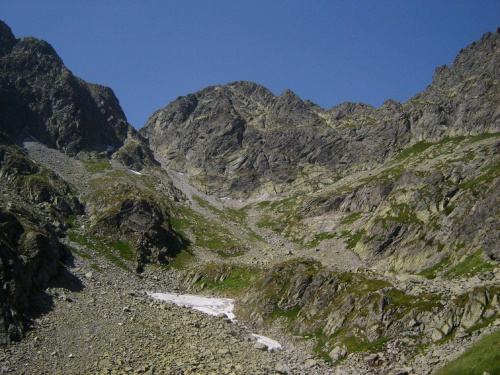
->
[0,20,499,374]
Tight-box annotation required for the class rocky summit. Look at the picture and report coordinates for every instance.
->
[0,19,499,374]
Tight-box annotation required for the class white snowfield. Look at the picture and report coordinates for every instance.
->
[129,169,142,175]
[148,292,236,321]
[251,334,282,351]
[147,292,282,350]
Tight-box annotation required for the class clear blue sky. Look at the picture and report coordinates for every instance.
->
[1,1,499,128]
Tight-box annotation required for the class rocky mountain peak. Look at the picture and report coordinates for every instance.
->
[329,101,375,119]
[273,88,305,112]
[279,88,299,98]
[430,28,499,88]
[405,29,500,140]
[0,20,135,155]
[0,20,16,58]
[13,37,63,66]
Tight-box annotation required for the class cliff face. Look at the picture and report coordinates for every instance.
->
[406,30,500,141]
[0,20,133,155]
[141,30,500,198]
[140,81,411,197]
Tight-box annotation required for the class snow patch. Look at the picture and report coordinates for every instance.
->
[252,334,282,350]
[148,292,236,321]
[129,169,142,175]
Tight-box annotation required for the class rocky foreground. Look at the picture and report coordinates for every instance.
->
[2,242,499,375]
[0,248,334,375]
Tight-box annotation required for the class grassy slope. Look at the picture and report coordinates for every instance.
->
[435,329,500,375]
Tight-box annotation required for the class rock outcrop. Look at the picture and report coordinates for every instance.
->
[0,19,152,161]
[0,132,81,344]
[183,259,500,372]
[91,197,185,271]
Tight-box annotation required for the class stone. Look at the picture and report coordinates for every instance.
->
[408,319,419,328]
[217,348,231,355]
[99,358,112,368]
[483,309,496,319]
[304,359,319,368]
[396,274,427,284]
[364,353,379,363]
[432,349,447,358]
[275,363,290,374]
[431,328,444,342]
[461,291,487,329]
[329,345,348,363]
[253,342,268,351]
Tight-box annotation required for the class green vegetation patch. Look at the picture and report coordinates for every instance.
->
[193,196,248,224]
[341,230,365,249]
[167,249,195,270]
[216,247,246,258]
[356,278,392,293]
[443,204,455,216]
[84,158,112,173]
[340,212,363,225]
[90,263,102,272]
[306,232,338,248]
[110,241,135,262]
[395,142,433,161]
[170,204,245,254]
[24,173,49,183]
[383,203,421,225]
[343,334,390,354]
[362,166,406,185]
[66,244,92,260]
[192,264,263,297]
[470,131,500,143]
[443,250,497,279]
[256,214,277,230]
[67,232,133,272]
[459,161,500,193]
[418,256,451,279]
[269,306,301,321]
[257,200,271,209]
[65,214,77,229]
[435,329,500,375]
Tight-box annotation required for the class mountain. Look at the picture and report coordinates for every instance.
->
[141,30,499,198]
[0,22,127,154]
[0,20,185,346]
[0,19,499,374]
